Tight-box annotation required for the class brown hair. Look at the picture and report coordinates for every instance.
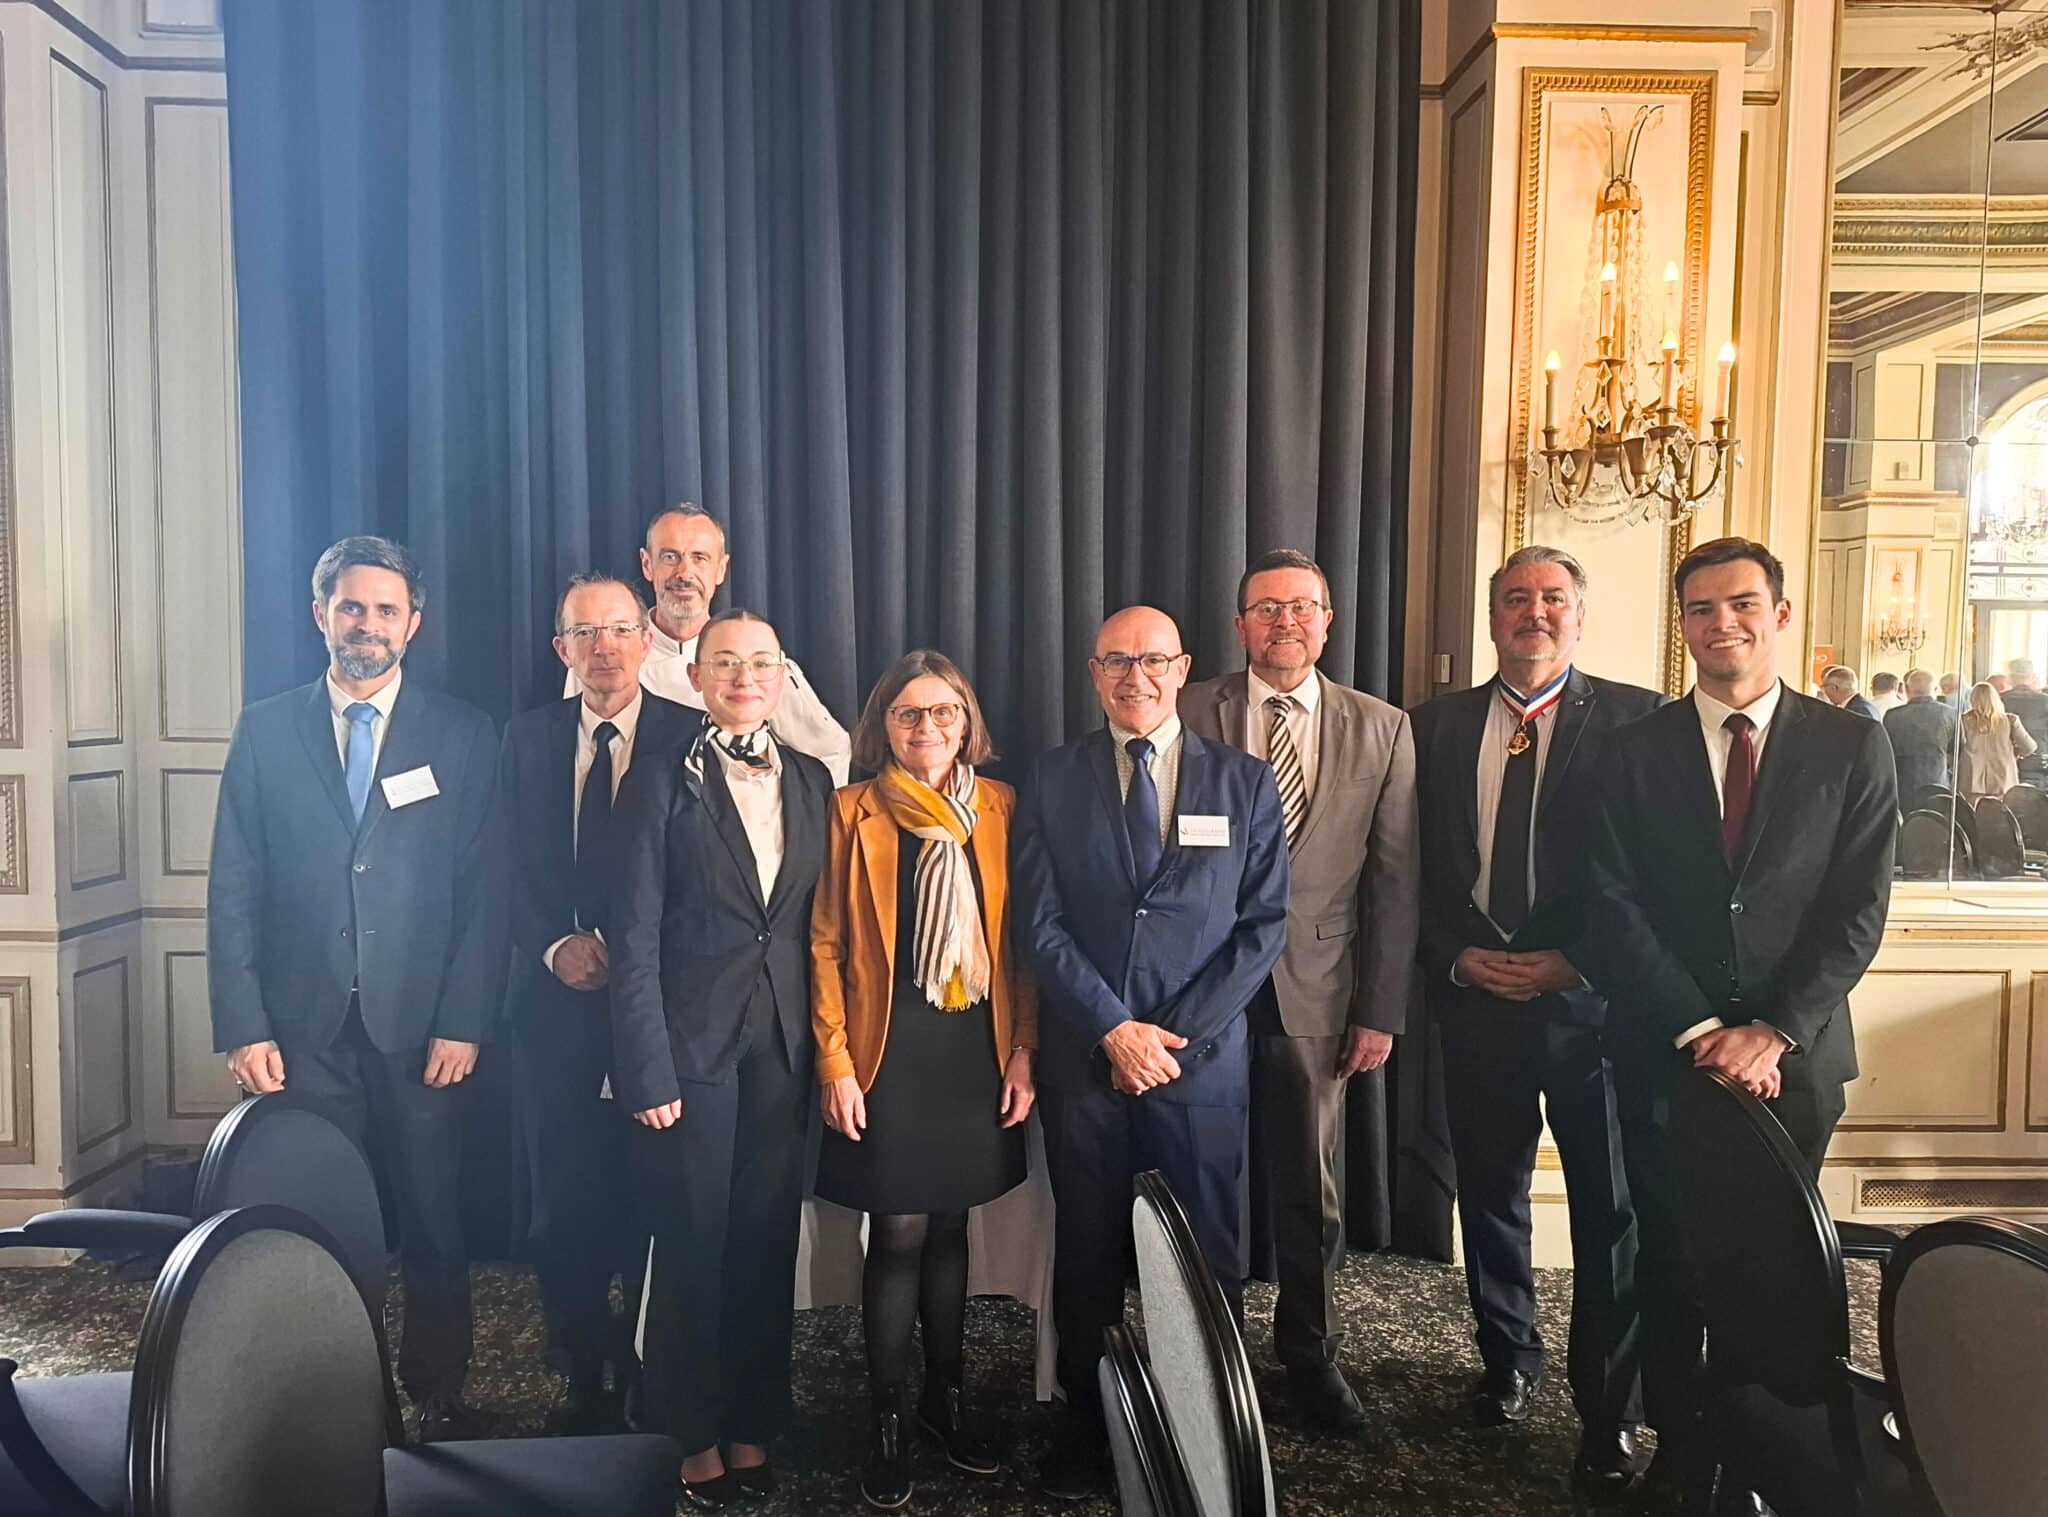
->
[850,649,997,772]
[1236,549,1331,614]
[1673,536,1786,606]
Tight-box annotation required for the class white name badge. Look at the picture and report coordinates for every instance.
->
[1177,814,1230,847]
[380,765,440,809]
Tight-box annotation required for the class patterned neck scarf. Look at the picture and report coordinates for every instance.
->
[874,762,990,1011]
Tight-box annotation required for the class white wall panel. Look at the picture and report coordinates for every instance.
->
[1843,969,2009,1131]
[65,768,123,889]
[158,766,214,875]
[70,956,130,1152]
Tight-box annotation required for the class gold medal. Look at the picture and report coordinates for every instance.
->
[1505,726,1532,757]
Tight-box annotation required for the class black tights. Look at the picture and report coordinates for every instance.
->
[863,1210,969,1392]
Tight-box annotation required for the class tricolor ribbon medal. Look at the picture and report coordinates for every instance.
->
[1496,668,1569,756]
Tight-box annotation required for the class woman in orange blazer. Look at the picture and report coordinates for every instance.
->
[810,649,1037,1510]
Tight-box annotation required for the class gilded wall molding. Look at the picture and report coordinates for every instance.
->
[1506,69,1715,697]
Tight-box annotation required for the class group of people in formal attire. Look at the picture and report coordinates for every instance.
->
[206,510,1897,1514]
[1826,659,2048,804]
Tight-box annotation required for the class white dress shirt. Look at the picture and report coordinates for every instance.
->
[712,728,785,902]
[565,620,852,785]
[544,689,646,970]
[326,667,402,772]
[1244,669,1321,804]
[1676,680,1791,1051]
[1108,714,1184,850]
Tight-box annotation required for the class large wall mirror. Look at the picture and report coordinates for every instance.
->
[1820,0,2048,892]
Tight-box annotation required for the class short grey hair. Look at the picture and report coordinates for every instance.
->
[554,573,647,635]
[311,535,425,612]
[2010,657,2039,682]
[1489,544,1588,607]
[645,502,726,549]
[1822,664,1859,694]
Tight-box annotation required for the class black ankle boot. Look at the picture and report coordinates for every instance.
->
[862,1385,914,1510]
[916,1379,1000,1476]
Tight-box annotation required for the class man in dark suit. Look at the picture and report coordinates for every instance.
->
[497,573,697,1431]
[1013,605,1289,1501]
[1411,545,1659,1503]
[208,535,507,1438]
[2004,659,2048,781]
[1584,536,1897,1505]
[1181,549,1418,1434]
[1820,664,1880,721]
[1884,668,1959,795]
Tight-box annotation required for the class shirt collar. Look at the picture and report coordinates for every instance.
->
[1694,679,1783,739]
[327,666,402,722]
[710,723,782,780]
[648,620,689,659]
[1110,713,1183,755]
[580,686,643,744]
[1247,668,1320,715]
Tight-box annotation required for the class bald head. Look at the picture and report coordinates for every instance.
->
[1090,605,1190,737]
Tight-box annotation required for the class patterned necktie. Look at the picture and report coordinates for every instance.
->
[1265,694,1308,847]
[344,702,378,822]
[1124,736,1163,883]
[1722,713,1756,865]
[575,720,618,929]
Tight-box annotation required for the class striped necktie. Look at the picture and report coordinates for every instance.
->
[1266,694,1308,847]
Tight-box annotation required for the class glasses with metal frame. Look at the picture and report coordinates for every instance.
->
[1094,651,1184,678]
[886,702,965,730]
[700,654,787,681]
[1241,598,1328,624]
[560,621,645,647]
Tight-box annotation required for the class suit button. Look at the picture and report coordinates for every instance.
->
[1730,902,1744,915]
[353,864,367,874]
[756,932,768,943]
[339,928,350,939]
[1134,908,1149,919]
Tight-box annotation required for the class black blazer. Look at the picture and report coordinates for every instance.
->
[607,735,833,1112]
[496,693,698,1046]
[207,675,508,1055]
[1582,686,1898,1091]
[1410,669,1665,1025]
[1884,697,1958,795]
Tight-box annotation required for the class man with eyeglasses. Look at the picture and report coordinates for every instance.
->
[498,573,700,1431]
[564,504,852,784]
[1013,605,1290,1500]
[1181,548,1419,1434]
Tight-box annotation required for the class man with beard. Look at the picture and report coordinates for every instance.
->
[566,504,852,783]
[207,535,507,1439]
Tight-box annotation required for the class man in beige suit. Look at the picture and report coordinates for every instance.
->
[1182,548,1419,1431]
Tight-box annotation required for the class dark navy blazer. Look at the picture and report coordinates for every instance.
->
[1011,726,1290,1107]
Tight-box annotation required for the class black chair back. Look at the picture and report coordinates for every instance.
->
[1100,1324,1198,1517]
[1969,798,2026,877]
[1906,784,1954,816]
[1130,1171,1271,1517]
[1897,810,1970,880]
[191,1094,387,1319]
[1670,1070,1849,1403]
[127,1207,388,1517]
[1881,1216,2048,1517]
[2001,783,2048,850]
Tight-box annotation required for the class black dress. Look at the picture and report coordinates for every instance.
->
[815,845,1027,1215]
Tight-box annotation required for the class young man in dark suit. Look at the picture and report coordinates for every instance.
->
[1411,545,1661,1503]
[497,573,697,1431]
[207,535,508,1438]
[1583,536,1897,1505]
[1012,605,1290,1501]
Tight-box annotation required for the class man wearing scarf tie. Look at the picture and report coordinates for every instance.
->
[1012,605,1289,1501]
[1582,538,1896,1507]
[1411,545,1662,1503]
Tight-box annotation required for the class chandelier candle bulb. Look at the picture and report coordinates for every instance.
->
[1660,335,1678,413]
[1662,261,1679,341]
[1544,351,1561,431]
[1599,261,1616,337]
[1716,342,1736,421]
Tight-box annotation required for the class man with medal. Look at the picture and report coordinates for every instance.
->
[1410,545,1664,1505]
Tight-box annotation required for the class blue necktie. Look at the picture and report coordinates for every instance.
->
[344,702,378,822]
[1125,736,1162,884]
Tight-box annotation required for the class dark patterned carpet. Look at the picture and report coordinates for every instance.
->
[0,1250,1883,1514]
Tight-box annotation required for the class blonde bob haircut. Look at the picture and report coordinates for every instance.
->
[850,649,998,774]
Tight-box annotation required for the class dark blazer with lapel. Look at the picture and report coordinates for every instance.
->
[207,675,508,1056]
[1010,726,1290,1106]
[1884,697,1958,795]
[606,734,833,1113]
[1843,694,1881,722]
[1180,672,1420,1036]
[1410,669,1664,1026]
[496,693,698,1052]
[1582,686,1898,1091]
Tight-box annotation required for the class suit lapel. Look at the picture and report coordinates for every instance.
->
[1290,674,1345,856]
[765,760,820,920]
[702,757,769,913]
[1537,670,1594,818]
[1085,730,1140,887]
[294,679,357,833]
[1667,697,1730,874]
[354,679,430,847]
[545,700,579,880]
[1733,687,1804,881]
[968,780,1007,959]
[1450,685,1488,859]
[858,791,901,978]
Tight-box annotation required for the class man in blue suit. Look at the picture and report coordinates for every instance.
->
[1013,605,1290,1501]
[208,536,507,1439]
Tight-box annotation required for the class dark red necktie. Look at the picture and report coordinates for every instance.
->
[1722,713,1755,865]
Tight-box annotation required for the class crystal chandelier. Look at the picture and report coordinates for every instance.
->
[1980,483,2048,546]
[1530,107,1740,529]
[1870,567,1929,656]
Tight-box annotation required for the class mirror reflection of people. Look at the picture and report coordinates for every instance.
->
[2004,659,2048,782]
[607,609,834,1507]
[1820,664,1880,720]
[810,651,1037,1509]
[1959,681,2038,801]
[1883,669,1958,796]
[1868,671,1903,716]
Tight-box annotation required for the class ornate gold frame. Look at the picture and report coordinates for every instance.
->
[1506,69,1717,697]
